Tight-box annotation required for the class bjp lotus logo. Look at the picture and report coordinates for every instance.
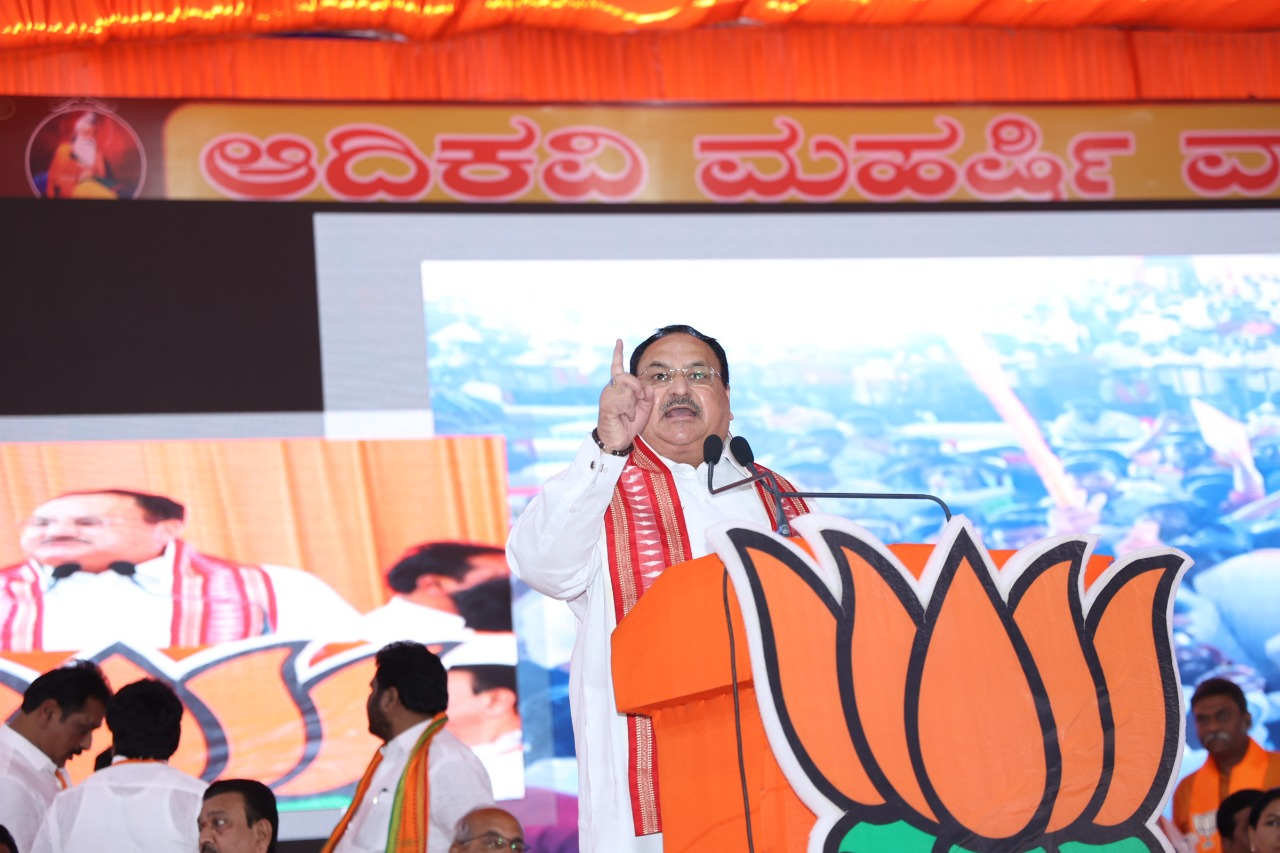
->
[709,513,1187,853]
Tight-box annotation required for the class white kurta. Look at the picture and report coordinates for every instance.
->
[469,728,526,801]
[0,723,66,853]
[10,541,363,651]
[30,758,206,853]
[331,722,494,853]
[0,717,65,850]
[358,597,474,647]
[507,437,773,853]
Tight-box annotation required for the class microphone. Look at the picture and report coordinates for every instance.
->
[703,435,792,535]
[51,562,81,581]
[46,560,137,592]
[729,437,791,536]
[707,435,771,497]
[704,435,724,492]
[108,561,137,578]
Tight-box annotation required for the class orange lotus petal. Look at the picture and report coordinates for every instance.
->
[1086,553,1185,828]
[915,532,1047,840]
[726,528,883,808]
[274,652,379,797]
[828,531,936,823]
[1007,542,1105,833]
[185,643,308,784]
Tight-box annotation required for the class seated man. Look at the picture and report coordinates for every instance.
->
[31,678,205,852]
[0,660,112,851]
[323,641,494,853]
[450,807,527,853]
[2,489,362,650]
[198,778,279,853]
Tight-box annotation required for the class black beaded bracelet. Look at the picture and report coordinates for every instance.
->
[592,428,634,457]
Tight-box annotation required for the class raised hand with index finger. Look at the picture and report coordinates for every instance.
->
[595,339,653,454]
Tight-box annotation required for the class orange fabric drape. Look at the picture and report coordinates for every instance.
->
[0,437,509,611]
[2,0,1279,48]
[0,27,1278,102]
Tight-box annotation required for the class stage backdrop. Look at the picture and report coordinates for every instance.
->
[2,178,1278,849]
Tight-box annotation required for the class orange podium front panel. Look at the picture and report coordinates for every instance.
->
[612,549,813,852]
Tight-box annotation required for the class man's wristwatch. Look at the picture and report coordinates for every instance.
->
[592,428,633,457]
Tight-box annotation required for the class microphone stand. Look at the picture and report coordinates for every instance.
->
[707,434,954,536]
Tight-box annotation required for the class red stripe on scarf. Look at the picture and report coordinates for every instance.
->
[0,562,45,652]
[605,437,808,837]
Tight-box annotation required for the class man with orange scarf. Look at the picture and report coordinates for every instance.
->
[323,641,494,853]
[1173,678,1280,853]
[508,326,809,853]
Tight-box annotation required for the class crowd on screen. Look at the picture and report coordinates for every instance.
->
[425,261,1280,761]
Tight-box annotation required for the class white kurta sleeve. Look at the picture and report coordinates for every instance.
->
[0,776,52,853]
[507,436,628,601]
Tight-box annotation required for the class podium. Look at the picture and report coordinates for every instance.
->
[612,541,936,852]
[612,515,1186,853]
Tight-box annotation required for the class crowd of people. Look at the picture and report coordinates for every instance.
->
[0,655,529,853]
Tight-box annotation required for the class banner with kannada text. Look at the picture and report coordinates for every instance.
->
[3,97,1278,203]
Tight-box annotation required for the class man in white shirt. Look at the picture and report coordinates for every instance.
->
[507,326,808,853]
[32,677,206,852]
[0,489,363,651]
[323,641,494,853]
[0,660,112,851]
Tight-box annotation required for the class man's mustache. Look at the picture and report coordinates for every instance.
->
[662,395,702,416]
[201,845,218,853]
[38,536,91,545]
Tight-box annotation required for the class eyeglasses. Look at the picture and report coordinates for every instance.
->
[638,366,723,387]
[22,516,136,530]
[456,833,531,852]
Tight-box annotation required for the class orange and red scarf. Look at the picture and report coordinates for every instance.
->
[604,437,808,836]
[321,713,447,853]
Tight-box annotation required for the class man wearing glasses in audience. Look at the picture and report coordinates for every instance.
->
[451,807,528,852]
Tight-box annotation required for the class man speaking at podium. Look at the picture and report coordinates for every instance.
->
[0,489,362,651]
[507,325,808,853]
